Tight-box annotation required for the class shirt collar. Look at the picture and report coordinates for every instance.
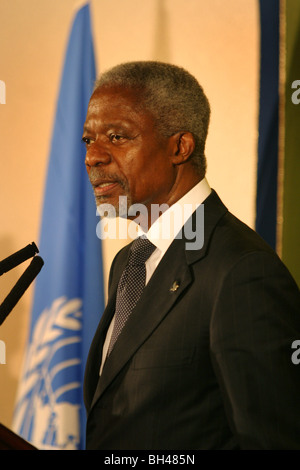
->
[137,178,211,257]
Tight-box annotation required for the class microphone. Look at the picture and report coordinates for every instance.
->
[0,255,44,326]
[0,242,39,276]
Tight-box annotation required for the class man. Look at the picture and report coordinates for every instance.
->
[83,61,300,450]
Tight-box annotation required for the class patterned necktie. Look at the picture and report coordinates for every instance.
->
[107,236,156,355]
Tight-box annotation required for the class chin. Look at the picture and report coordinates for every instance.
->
[95,194,132,219]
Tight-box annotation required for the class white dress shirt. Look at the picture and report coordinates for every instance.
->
[99,178,211,374]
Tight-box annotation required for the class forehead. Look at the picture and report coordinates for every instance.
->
[85,85,154,127]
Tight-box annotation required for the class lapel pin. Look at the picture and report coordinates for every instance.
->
[170,281,180,292]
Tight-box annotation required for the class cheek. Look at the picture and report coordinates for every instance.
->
[118,147,171,197]
[133,168,171,203]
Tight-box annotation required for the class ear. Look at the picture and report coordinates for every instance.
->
[169,132,195,165]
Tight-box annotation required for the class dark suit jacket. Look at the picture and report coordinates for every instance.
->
[84,190,300,450]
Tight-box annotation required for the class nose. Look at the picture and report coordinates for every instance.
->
[85,140,111,168]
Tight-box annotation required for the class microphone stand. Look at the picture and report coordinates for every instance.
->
[0,243,44,326]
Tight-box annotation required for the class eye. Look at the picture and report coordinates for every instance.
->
[82,136,94,146]
[109,133,125,143]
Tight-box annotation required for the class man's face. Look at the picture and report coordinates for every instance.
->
[82,86,177,221]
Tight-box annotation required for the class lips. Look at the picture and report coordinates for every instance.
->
[92,179,119,196]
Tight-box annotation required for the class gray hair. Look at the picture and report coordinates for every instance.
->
[94,61,210,175]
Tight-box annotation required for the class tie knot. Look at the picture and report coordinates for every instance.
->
[129,236,156,265]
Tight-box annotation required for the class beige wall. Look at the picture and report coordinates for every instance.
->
[0,0,259,428]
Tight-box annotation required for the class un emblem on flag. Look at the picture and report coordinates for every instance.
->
[13,297,83,450]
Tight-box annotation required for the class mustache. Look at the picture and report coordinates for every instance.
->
[88,168,126,188]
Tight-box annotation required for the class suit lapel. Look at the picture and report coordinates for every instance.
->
[89,189,228,411]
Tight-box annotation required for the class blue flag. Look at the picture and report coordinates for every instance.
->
[13,2,104,450]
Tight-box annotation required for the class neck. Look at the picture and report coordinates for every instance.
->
[140,174,204,232]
